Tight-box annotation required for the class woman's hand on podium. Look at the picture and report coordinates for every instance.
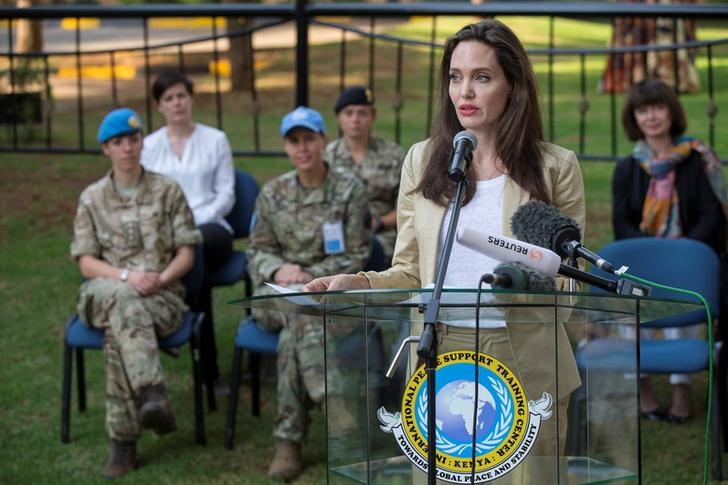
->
[303,274,371,292]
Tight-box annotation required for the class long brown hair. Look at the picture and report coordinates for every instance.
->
[416,19,550,206]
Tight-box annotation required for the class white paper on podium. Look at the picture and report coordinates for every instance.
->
[263,283,361,317]
[265,282,320,307]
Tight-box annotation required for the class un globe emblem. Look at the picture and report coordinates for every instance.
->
[377,350,553,483]
[435,380,497,443]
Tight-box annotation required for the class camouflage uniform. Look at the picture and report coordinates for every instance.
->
[246,168,370,443]
[71,170,201,441]
[325,136,406,259]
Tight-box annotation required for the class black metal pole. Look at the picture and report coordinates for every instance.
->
[75,17,85,151]
[7,20,17,149]
[143,18,151,133]
[212,17,223,131]
[295,0,308,107]
[424,16,436,138]
[548,15,554,143]
[417,174,469,484]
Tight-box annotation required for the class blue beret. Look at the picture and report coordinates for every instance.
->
[334,86,374,113]
[280,106,326,137]
[97,108,143,144]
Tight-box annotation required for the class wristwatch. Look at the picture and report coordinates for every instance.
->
[120,268,130,282]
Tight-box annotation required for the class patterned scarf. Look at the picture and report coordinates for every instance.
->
[635,136,726,238]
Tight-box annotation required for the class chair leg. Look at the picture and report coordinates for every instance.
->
[244,274,252,316]
[76,348,86,412]
[199,307,217,412]
[718,342,728,452]
[191,314,206,446]
[61,341,73,443]
[567,391,582,456]
[250,352,261,417]
[224,345,244,450]
[712,345,723,480]
[206,376,217,413]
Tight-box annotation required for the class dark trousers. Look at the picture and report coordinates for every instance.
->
[195,223,234,383]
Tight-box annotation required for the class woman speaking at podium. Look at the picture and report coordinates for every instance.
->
[305,19,586,467]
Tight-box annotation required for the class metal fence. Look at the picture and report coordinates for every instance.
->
[0,1,727,161]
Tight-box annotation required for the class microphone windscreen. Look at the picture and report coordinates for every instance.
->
[453,130,478,150]
[494,261,555,292]
[510,201,581,255]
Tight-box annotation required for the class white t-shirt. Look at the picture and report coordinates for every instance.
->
[438,175,507,328]
[141,123,235,233]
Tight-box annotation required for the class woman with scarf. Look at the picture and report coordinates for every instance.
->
[613,78,727,423]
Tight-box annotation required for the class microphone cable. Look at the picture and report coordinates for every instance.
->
[618,270,714,485]
[469,275,491,483]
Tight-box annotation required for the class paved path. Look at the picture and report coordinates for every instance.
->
[0,17,405,53]
[1,16,406,103]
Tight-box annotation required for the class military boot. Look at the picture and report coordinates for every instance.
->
[268,440,303,481]
[139,384,177,435]
[326,396,358,434]
[103,439,138,479]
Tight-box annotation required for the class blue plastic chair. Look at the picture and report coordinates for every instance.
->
[189,169,258,410]
[208,169,259,293]
[61,256,209,445]
[60,311,207,445]
[568,237,722,479]
[224,316,280,449]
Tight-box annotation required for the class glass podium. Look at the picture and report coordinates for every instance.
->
[233,288,701,484]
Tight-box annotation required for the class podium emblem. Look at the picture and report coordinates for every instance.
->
[378,350,553,483]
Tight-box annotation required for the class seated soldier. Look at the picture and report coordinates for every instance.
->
[246,106,371,481]
[325,86,406,268]
[70,108,201,478]
[325,87,407,404]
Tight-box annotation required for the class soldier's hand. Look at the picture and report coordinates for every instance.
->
[274,263,306,285]
[145,272,162,293]
[289,268,313,284]
[128,270,160,296]
[127,270,148,295]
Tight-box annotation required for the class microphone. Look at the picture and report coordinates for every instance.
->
[448,131,478,182]
[457,226,562,276]
[484,262,555,291]
[511,200,617,274]
[457,225,620,293]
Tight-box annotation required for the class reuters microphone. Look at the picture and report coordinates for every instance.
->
[456,226,561,277]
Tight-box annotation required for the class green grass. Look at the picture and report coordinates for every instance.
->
[2,14,728,484]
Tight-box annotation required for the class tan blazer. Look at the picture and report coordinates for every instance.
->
[361,139,586,399]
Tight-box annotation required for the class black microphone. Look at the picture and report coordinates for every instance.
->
[484,262,555,291]
[448,130,478,182]
[511,200,617,274]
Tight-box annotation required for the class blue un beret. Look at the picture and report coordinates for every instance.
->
[280,106,326,137]
[97,108,143,144]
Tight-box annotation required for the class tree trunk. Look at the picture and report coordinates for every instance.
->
[600,0,699,94]
[223,0,254,93]
[15,0,43,54]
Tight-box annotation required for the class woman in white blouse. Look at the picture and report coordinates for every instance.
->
[141,70,235,389]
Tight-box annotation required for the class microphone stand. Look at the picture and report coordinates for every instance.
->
[564,244,579,293]
[417,173,469,485]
